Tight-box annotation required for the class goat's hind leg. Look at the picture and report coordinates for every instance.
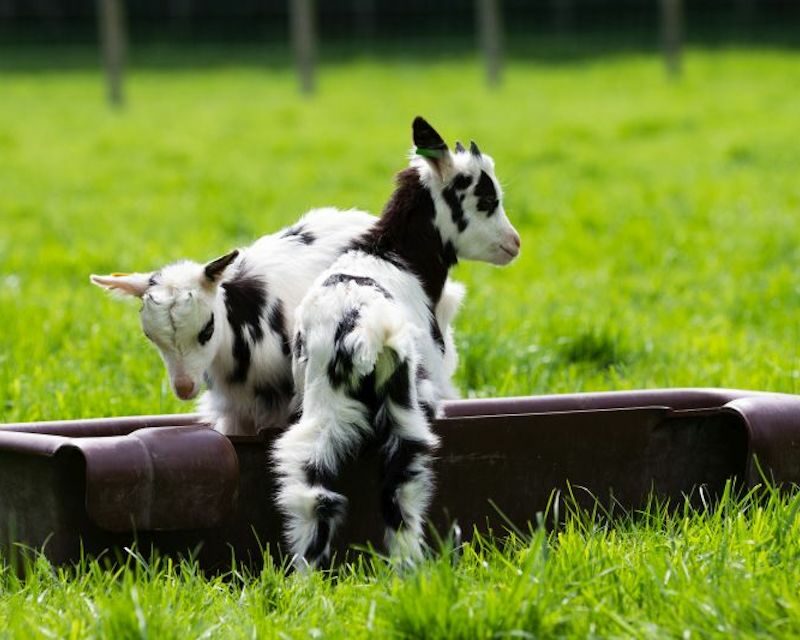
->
[378,363,439,562]
[272,417,352,569]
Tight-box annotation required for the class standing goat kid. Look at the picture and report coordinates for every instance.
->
[273,117,521,568]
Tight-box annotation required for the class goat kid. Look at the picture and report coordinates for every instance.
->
[91,209,372,435]
[91,208,466,436]
[273,117,520,568]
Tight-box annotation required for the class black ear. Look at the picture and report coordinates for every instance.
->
[454,140,466,153]
[469,140,482,157]
[412,116,453,178]
[413,116,448,155]
[204,249,239,283]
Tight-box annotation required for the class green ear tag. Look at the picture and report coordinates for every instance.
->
[415,147,446,159]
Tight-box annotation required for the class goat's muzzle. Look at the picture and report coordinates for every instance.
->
[174,376,197,401]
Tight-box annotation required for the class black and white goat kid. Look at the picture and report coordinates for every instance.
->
[90,209,377,435]
[273,117,521,568]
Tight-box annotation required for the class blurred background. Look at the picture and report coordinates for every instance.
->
[2,1,799,93]
[1,1,799,421]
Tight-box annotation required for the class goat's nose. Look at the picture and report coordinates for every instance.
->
[174,377,195,400]
[511,231,521,250]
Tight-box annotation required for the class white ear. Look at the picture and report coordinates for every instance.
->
[90,272,152,298]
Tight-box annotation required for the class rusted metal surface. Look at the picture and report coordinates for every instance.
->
[0,423,235,532]
[0,388,798,569]
[440,387,756,417]
[0,413,203,437]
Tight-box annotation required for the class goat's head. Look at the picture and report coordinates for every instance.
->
[90,250,238,401]
[412,116,520,266]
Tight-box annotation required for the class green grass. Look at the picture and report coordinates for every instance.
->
[2,45,800,637]
[2,46,800,421]
[2,485,800,638]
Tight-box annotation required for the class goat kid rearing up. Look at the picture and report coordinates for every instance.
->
[273,117,521,568]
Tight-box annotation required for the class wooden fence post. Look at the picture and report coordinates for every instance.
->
[476,0,503,89]
[553,0,574,34]
[354,0,376,43]
[289,0,316,96]
[97,0,126,107]
[660,0,683,78]
[735,0,756,30]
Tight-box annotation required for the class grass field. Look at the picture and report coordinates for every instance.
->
[1,45,800,637]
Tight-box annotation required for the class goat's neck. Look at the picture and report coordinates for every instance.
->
[359,168,456,306]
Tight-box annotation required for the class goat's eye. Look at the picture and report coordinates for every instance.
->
[197,314,214,345]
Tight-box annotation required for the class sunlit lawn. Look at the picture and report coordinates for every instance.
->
[1,44,799,637]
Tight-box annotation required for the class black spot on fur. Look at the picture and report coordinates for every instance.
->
[303,492,348,565]
[268,299,291,356]
[281,224,316,245]
[305,518,331,565]
[316,492,347,521]
[350,370,381,432]
[381,359,412,409]
[293,331,305,361]
[327,307,361,389]
[442,174,473,233]
[322,273,393,299]
[442,187,465,230]
[415,365,429,382]
[197,314,214,345]
[305,461,337,491]
[254,376,293,414]
[304,489,347,566]
[429,314,445,353]
[350,169,455,305]
[381,437,433,531]
[474,170,499,216]
[221,266,268,383]
[421,402,436,422]
[452,173,473,191]
[442,241,457,268]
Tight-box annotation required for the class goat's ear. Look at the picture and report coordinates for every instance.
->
[204,249,239,284]
[413,116,453,179]
[90,272,151,298]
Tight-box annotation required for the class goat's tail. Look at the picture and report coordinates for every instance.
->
[344,299,416,389]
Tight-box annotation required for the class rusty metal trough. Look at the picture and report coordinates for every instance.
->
[1,388,799,570]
